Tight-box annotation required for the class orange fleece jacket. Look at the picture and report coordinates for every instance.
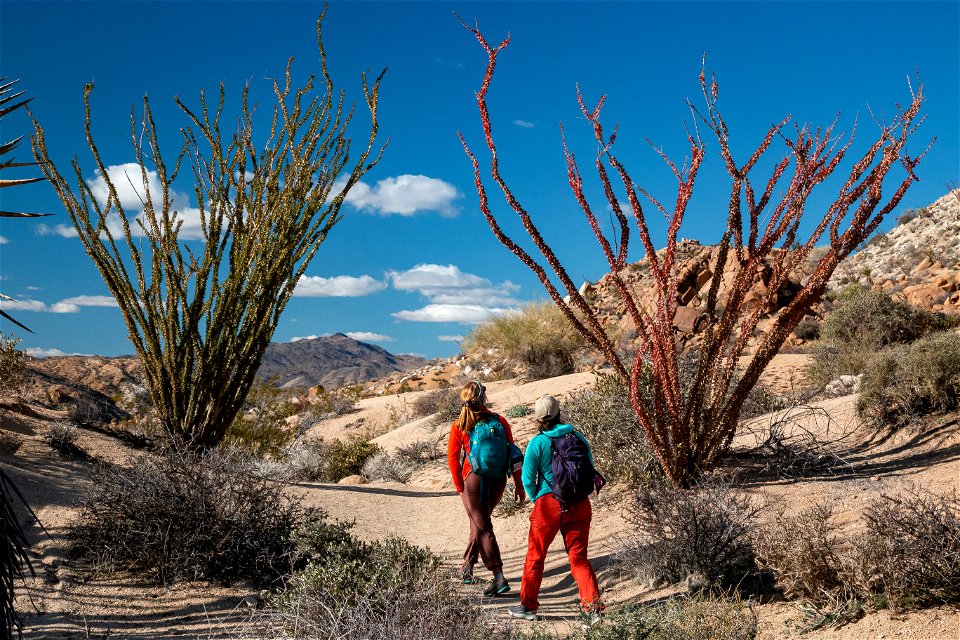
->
[447,414,523,493]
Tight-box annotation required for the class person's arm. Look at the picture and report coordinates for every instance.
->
[521,434,543,502]
[447,424,465,493]
[497,416,526,502]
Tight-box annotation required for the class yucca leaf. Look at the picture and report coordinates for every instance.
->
[0,178,44,189]
[0,138,24,157]
[0,98,31,118]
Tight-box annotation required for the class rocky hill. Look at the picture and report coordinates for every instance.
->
[256,333,430,389]
[831,190,960,313]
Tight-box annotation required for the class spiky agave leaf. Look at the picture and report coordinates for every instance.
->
[0,78,49,331]
[1,468,35,640]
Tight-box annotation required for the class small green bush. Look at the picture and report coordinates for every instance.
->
[224,381,300,457]
[619,479,759,590]
[857,332,960,426]
[309,385,363,419]
[324,437,381,481]
[793,317,821,341]
[566,372,659,485]
[464,302,587,380]
[0,333,27,393]
[505,404,532,418]
[808,287,956,385]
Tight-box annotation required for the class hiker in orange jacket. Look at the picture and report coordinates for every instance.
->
[447,380,525,596]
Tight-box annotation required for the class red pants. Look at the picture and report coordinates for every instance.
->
[460,472,507,574]
[519,493,601,611]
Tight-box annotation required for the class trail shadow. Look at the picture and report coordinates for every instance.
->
[21,590,252,639]
[300,482,458,498]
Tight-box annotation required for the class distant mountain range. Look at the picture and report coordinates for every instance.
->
[256,333,430,389]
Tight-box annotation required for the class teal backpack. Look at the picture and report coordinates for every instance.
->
[468,415,510,480]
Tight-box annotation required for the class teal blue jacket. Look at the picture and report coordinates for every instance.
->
[522,423,595,503]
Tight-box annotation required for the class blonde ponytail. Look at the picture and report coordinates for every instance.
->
[455,380,487,433]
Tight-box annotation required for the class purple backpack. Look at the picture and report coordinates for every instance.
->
[548,432,603,510]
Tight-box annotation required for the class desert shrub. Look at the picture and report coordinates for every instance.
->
[395,439,442,463]
[324,437,381,481]
[281,436,381,482]
[792,317,821,341]
[463,301,587,380]
[412,386,462,423]
[266,535,496,640]
[857,332,960,426]
[505,403,532,418]
[309,385,363,420]
[618,478,759,590]
[566,372,659,485]
[44,422,85,457]
[754,503,850,605]
[582,594,756,640]
[224,381,300,457]
[0,333,27,393]
[858,488,960,609]
[362,451,417,482]
[69,445,301,584]
[807,287,956,385]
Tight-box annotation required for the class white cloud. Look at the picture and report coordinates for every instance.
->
[0,235,7,244]
[340,174,460,217]
[389,263,521,304]
[57,295,118,307]
[294,274,386,298]
[514,119,535,128]
[0,299,48,312]
[37,223,78,238]
[24,347,80,358]
[437,335,464,342]
[389,264,522,324]
[392,304,510,324]
[290,335,320,342]
[0,295,119,314]
[345,331,394,343]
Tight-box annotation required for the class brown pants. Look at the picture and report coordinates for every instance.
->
[461,472,507,574]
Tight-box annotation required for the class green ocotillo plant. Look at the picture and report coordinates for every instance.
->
[31,16,385,449]
[459,22,928,487]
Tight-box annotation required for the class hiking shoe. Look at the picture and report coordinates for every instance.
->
[483,576,511,596]
[462,567,477,585]
[581,611,602,629]
[507,605,537,621]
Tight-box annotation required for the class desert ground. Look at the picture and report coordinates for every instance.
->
[3,354,959,639]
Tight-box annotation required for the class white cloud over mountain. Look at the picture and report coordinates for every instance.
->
[0,295,119,314]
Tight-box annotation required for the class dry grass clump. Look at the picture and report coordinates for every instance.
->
[363,440,443,483]
[618,479,760,590]
[463,302,587,380]
[566,372,659,485]
[262,529,498,640]
[807,286,956,386]
[308,385,363,420]
[857,331,960,427]
[44,421,86,458]
[70,445,301,585]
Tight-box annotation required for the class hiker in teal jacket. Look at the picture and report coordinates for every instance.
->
[509,395,603,626]
[520,423,594,503]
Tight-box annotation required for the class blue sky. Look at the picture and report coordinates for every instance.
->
[1,1,957,359]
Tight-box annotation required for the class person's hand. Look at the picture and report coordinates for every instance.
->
[514,484,526,505]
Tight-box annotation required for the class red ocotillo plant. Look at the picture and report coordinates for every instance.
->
[457,22,929,487]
